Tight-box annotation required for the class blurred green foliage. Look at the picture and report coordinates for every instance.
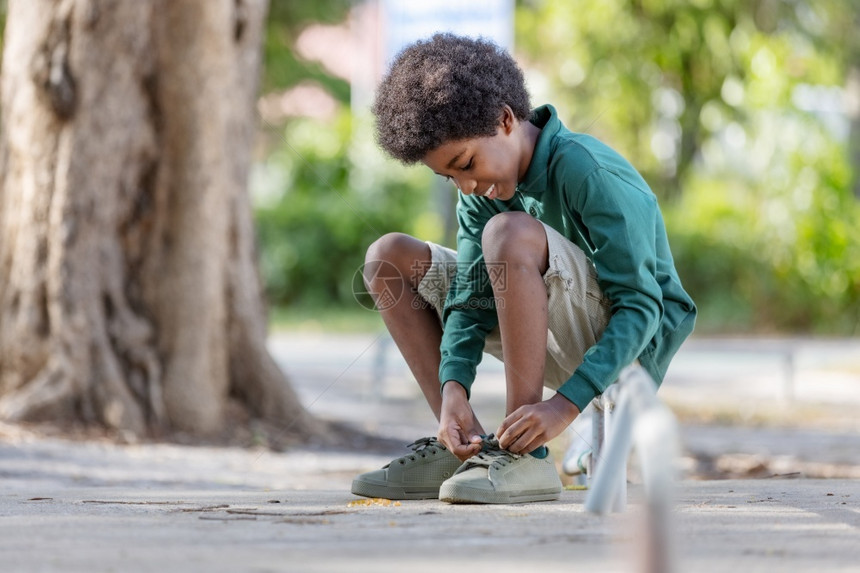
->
[516,0,853,195]
[253,111,436,309]
[516,0,860,333]
[255,0,859,334]
[255,0,442,312]
[263,0,352,100]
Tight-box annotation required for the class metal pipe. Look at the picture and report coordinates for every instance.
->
[584,364,679,572]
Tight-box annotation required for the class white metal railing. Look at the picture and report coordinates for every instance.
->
[584,364,680,573]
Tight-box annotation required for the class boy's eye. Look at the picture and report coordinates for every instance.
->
[460,159,473,171]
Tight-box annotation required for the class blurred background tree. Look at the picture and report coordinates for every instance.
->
[516,0,860,333]
[0,0,322,440]
[255,0,859,335]
[254,1,437,318]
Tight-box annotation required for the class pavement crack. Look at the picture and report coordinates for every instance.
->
[82,500,187,505]
[226,509,288,517]
[278,517,333,525]
[198,515,257,521]
[176,505,231,513]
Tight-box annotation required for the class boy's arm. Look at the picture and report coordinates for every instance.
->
[437,193,500,397]
[556,167,664,411]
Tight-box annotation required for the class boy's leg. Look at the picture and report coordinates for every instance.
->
[353,233,470,500]
[363,232,448,420]
[481,212,550,417]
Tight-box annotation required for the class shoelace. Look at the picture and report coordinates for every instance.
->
[467,434,522,469]
[388,436,446,467]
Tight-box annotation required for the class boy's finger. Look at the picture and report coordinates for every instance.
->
[508,427,540,454]
[497,421,525,450]
[438,426,460,450]
[496,412,525,447]
[496,409,521,438]
[450,441,480,461]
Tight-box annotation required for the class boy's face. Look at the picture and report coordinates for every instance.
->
[421,108,527,202]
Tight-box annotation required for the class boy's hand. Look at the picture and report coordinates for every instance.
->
[438,381,484,461]
[496,393,580,455]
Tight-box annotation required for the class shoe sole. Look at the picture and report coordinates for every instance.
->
[351,479,441,500]
[439,483,561,504]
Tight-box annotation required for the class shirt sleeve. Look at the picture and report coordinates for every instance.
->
[438,193,501,397]
[556,167,664,410]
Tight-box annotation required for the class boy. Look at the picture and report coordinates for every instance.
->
[351,34,696,504]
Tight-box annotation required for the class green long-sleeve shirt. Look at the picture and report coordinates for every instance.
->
[438,104,697,411]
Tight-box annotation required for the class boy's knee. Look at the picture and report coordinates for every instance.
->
[365,232,430,285]
[482,212,544,262]
[366,232,412,264]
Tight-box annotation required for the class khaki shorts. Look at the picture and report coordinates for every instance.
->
[416,221,612,391]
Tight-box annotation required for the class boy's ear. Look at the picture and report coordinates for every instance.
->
[499,105,515,135]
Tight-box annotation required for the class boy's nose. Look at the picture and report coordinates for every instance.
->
[457,178,477,195]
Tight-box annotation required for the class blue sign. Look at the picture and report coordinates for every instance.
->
[382,0,515,65]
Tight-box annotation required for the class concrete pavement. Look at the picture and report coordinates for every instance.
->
[1,443,858,572]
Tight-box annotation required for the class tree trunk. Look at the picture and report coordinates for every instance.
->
[0,0,322,440]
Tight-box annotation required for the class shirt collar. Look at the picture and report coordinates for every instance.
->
[516,104,561,195]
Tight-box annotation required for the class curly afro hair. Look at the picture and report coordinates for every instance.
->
[372,33,531,164]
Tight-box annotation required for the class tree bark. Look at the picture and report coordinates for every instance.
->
[0,0,321,439]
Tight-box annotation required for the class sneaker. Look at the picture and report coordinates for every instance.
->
[351,437,462,500]
[439,435,562,504]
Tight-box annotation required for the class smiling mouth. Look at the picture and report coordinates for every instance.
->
[481,184,498,200]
